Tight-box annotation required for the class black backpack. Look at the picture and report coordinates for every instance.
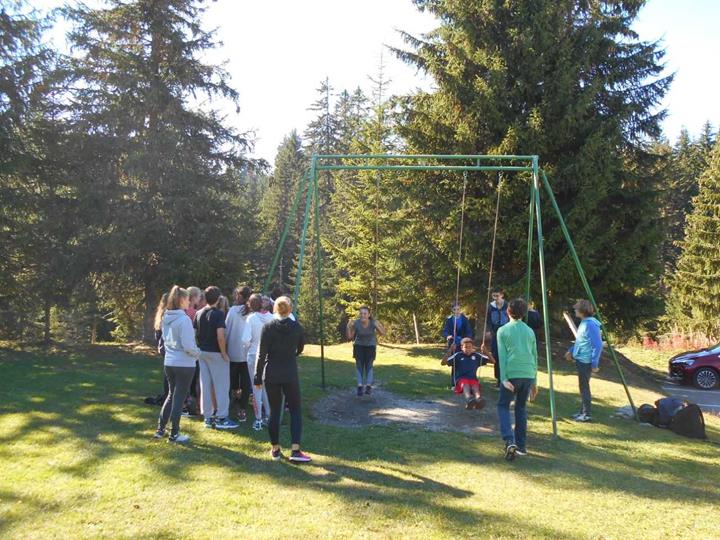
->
[638,404,658,425]
[669,404,706,440]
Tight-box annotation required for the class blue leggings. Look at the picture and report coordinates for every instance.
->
[354,345,376,386]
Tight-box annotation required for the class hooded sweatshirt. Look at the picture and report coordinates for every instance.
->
[242,310,275,360]
[225,304,249,362]
[162,309,201,368]
[571,317,603,368]
[254,317,305,385]
[486,300,509,334]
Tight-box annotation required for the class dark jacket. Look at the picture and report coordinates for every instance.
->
[486,301,509,334]
[442,314,473,348]
[254,317,305,385]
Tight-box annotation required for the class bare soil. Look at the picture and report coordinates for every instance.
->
[312,385,498,436]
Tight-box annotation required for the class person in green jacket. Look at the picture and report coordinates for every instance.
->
[495,297,538,461]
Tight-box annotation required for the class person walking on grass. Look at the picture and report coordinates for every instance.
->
[496,298,538,461]
[226,285,252,423]
[347,306,386,397]
[155,286,201,443]
[255,296,311,462]
[564,299,602,423]
[243,293,274,430]
[195,286,239,430]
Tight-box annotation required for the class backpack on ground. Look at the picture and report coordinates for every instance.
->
[669,404,706,440]
[638,403,658,425]
[655,397,685,427]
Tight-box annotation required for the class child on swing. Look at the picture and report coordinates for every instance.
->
[442,337,492,409]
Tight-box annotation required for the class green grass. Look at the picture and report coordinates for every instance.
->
[1,341,718,539]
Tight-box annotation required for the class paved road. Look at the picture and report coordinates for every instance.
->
[661,381,720,415]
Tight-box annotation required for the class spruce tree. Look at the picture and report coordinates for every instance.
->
[668,139,720,339]
[62,0,253,341]
[394,0,672,331]
[261,131,307,288]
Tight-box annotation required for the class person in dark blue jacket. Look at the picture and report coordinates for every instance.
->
[485,287,510,385]
[442,303,474,352]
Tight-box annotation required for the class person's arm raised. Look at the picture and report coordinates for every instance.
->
[346,320,356,341]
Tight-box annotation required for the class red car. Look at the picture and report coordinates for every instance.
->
[668,344,720,390]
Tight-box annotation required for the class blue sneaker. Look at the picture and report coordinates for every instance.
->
[214,418,240,430]
[204,418,214,429]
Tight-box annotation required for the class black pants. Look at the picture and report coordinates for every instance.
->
[158,365,196,437]
[162,365,169,401]
[265,380,302,446]
[230,361,252,409]
[189,361,200,399]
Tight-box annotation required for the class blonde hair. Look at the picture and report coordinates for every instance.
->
[573,299,595,317]
[153,292,169,331]
[217,295,229,314]
[167,285,189,311]
[187,286,202,301]
[274,296,293,318]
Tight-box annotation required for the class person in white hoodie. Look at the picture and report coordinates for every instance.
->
[225,285,252,422]
[154,286,201,443]
[242,293,274,430]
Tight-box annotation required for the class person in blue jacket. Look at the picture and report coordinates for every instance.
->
[442,303,474,352]
[485,287,510,385]
[564,299,603,422]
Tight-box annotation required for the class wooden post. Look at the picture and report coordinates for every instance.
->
[412,313,420,345]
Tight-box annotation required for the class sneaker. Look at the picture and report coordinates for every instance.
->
[270,448,283,461]
[153,428,166,439]
[214,418,240,430]
[573,413,592,423]
[237,410,247,423]
[289,450,312,463]
[465,399,475,410]
[515,448,528,456]
[252,419,263,431]
[365,385,372,396]
[168,433,190,443]
[570,411,583,419]
[474,397,487,410]
[357,386,364,397]
[204,418,214,429]
[504,442,518,461]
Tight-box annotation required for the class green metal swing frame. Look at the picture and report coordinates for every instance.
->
[262,154,637,437]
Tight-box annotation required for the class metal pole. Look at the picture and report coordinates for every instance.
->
[540,170,638,418]
[263,171,309,293]
[525,179,535,303]
[311,158,326,390]
[293,172,316,312]
[533,158,558,438]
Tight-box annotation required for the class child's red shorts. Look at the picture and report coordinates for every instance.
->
[454,378,480,394]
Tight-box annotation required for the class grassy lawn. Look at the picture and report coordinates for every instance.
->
[1,341,718,539]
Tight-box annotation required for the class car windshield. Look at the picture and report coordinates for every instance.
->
[707,344,720,353]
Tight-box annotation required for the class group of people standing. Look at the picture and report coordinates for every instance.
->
[153,285,311,462]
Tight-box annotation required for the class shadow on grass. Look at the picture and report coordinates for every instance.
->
[0,343,719,537]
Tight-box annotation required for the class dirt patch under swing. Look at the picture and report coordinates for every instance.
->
[312,385,498,436]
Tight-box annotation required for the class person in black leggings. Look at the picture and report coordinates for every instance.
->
[254,296,311,463]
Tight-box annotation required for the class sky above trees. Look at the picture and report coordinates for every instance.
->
[30,0,720,163]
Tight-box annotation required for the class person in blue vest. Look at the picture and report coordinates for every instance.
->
[442,303,474,388]
[443,303,473,352]
[486,286,510,386]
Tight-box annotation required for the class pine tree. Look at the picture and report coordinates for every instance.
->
[667,139,720,339]
[394,0,672,331]
[260,131,307,288]
[62,0,253,341]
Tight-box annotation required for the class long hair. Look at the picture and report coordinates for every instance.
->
[247,293,262,313]
[167,285,189,311]
[153,293,169,331]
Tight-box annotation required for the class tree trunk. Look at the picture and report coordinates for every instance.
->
[143,280,157,344]
[43,301,51,345]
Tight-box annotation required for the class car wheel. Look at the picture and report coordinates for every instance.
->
[693,367,719,390]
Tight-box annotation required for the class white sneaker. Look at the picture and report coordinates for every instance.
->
[252,420,263,431]
[573,413,592,423]
[168,433,190,443]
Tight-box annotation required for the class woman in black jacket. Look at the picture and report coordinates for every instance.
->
[254,296,310,462]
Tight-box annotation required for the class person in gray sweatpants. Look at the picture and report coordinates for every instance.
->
[155,286,202,443]
[194,286,239,430]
